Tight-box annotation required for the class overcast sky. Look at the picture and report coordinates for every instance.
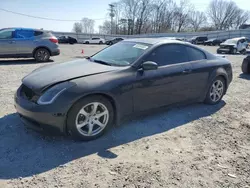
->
[0,0,249,32]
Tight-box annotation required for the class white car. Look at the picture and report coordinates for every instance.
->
[83,37,105,44]
[217,37,249,54]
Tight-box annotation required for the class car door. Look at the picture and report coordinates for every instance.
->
[0,28,17,55]
[133,44,193,112]
[14,29,36,55]
[183,46,210,100]
[91,38,97,44]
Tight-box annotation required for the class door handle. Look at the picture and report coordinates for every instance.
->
[182,69,192,74]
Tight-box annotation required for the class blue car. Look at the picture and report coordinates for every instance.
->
[0,28,60,62]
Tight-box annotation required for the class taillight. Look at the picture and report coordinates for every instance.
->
[49,37,58,44]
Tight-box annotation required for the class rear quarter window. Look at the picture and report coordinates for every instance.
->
[186,46,206,61]
[34,31,43,36]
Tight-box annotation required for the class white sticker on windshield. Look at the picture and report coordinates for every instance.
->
[133,44,148,50]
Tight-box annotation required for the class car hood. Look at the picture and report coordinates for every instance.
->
[220,43,236,46]
[22,59,122,93]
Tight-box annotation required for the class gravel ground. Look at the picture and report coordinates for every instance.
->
[0,44,250,188]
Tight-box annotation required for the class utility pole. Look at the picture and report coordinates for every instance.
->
[109,4,115,35]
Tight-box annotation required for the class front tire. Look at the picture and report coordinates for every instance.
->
[204,77,226,105]
[34,48,50,62]
[99,41,103,44]
[231,48,237,54]
[67,96,114,141]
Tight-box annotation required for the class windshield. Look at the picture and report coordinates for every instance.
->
[91,41,151,66]
[224,39,237,44]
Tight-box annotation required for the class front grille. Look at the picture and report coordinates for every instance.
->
[20,84,39,102]
[220,45,231,49]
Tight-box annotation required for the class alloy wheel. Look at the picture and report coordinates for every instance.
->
[210,80,224,102]
[75,102,109,136]
[37,50,49,61]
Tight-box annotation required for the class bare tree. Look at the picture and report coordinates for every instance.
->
[98,0,249,35]
[233,10,250,29]
[207,0,245,30]
[112,1,123,34]
[150,0,176,33]
[189,11,207,31]
[72,22,83,33]
[81,17,95,33]
[121,0,140,34]
[173,0,193,32]
[98,21,112,34]
[136,0,152,34]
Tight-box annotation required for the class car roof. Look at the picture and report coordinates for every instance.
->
[124,38,188,45]
[0,27,44,32]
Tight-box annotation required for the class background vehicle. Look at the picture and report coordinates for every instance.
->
[84,37,105,44]
[242,55,250,74]
[204,38,226,46]
[189,36,208,44]
[106,37,124,45]
[0,28,60,62]
[15,38,232,141]
[217,37,249,54]
[58,36,77,44]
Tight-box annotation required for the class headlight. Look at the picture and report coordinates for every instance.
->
[37,82,75,105]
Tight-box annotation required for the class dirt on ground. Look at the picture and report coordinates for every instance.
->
[0,45,249,188]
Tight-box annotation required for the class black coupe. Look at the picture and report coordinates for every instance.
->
[15,38,233,141]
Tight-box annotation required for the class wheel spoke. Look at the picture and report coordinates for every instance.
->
[79,108,89,116]
[91,103,99,114]
[76,121,88,129]
[94,120,106,128]
[212,84,216,90]
[95,111,108,118]
[87,124,94,135]
[215,93,220,100]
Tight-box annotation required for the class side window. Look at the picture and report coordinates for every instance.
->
[34,31,43,36]
[15,30,34,39]
[241,39,246,43]
[145,44,189,66]
[186,46,206,61]
[0,29,14,39]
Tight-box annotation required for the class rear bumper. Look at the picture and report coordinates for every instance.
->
[51,49,60,56]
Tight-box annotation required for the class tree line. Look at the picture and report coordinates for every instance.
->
[73,0,250,35]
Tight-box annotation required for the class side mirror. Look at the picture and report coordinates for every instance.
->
[141,61,158,71]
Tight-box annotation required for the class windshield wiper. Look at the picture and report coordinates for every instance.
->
[91,58,112,66]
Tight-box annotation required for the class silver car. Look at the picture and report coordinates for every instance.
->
[0,28,60,62]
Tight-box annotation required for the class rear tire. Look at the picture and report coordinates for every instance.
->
[34,48,50,62]
[67,95,114,141]
[242,58,250,74]
[85,41,90,44]
[204,77,226,105]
